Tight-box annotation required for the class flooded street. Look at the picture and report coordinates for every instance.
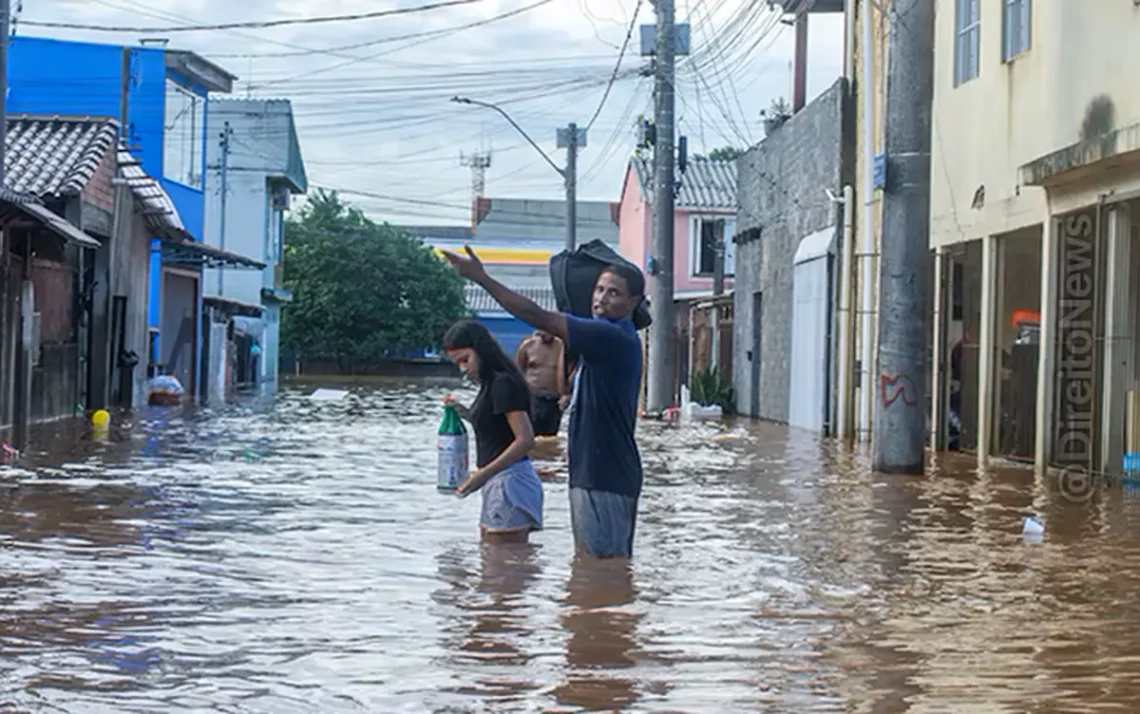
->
[7,382,1140,711]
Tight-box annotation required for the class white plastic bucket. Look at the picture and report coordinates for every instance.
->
[437,433,469,490]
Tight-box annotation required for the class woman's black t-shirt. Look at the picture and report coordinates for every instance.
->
[469,370,531,468]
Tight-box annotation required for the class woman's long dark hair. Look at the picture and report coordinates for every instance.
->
[443,320,530,392]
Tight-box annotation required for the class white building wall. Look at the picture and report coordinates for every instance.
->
[203,99,303,393]
[930,0,1140,249]
[203,169,268,307]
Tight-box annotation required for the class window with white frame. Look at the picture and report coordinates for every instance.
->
[1003,0,1031,60]
[163,78,205,188]
[691,216,736,278]
[955,0,980,85]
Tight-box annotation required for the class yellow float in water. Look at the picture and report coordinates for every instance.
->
[91,410,111,428]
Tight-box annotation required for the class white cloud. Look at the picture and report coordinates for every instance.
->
[32,0,843,224]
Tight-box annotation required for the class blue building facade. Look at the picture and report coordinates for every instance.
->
[8,36,262,396]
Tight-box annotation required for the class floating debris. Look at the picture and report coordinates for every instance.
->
[309,388,349,401]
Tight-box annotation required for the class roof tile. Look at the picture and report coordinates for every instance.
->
[632,155,737,210]
[3,115,191,239]
[5,115,120,197]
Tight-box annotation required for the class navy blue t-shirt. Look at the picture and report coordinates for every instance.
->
[565,314,643,498]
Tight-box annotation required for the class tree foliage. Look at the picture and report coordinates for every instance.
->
[281,190,468,359]
[708,146,743,161]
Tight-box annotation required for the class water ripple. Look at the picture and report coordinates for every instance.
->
[4,381,1140,711]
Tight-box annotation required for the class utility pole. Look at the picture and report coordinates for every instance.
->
[564,122,578,252]
[218,122,232,295]
[0,0,10,437]
[0,0,10,185]
[646,0,677,416]
[711,220,725,371]
[451,97,583,251]
[872,0,935,474]
[557,122,582,252]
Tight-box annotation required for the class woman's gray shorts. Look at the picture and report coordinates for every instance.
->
[480,458,544,533]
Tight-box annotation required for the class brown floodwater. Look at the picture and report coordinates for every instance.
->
[5,380,1140,712]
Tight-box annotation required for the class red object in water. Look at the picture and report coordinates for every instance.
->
[148,392,182,406]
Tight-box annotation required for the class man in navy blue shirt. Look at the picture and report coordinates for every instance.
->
[443,246,644,558]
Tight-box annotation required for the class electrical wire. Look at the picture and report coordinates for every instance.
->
[249,0,560,88]
[23,0,484,33]
[580,77,651,185]
[585,0,643,132]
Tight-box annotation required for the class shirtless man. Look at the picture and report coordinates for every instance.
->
[516,330,566,436]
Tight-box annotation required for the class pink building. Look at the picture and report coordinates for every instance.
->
[617,155,737,300]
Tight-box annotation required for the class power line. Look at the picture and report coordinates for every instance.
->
[585,0,643,132]
[251,0,561,89]
[213,0,558,65]
[23,0,483,32]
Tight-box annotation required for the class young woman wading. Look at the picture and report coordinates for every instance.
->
[443,320,544,542]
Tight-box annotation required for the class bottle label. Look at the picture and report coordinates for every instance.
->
[437,433,468,490]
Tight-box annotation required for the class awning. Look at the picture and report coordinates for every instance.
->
[691,292,734,310]
[233,315,265,337]
[1020,121,1140,187]
[0,197,101,248]
[261,286,293,303]
[203,294,263,317]
[160,237,266,270]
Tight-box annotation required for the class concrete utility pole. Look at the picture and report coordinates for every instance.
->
[563,122,578,252]
[710,221,725,371]
[872,0,935,474]
[646,0,677,415]
[218,122,232,295]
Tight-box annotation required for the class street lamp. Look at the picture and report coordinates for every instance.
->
[450,95,584,251]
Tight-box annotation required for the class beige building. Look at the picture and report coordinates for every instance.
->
[929,0,1140,479]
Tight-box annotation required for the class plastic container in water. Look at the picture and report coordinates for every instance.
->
[437,404,469,491]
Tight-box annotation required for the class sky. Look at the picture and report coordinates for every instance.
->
[26,0,844,226]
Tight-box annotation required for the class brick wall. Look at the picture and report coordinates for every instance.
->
[732,78,853,421]
[81,148,116,212]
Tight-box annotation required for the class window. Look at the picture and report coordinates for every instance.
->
[163,78,204,188]
[955,0,980,85]
[1003,0,1031,60]
[692,217,736,278]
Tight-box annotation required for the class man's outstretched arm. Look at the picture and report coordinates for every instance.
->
[443,246,568,343]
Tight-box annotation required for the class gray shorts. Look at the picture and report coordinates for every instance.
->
[568,487,639,558]
[480,459,544,533]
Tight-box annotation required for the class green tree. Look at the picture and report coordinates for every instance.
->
[281,190,468,361]
[708,146,743,161]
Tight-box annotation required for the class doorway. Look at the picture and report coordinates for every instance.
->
[750,291,762,418]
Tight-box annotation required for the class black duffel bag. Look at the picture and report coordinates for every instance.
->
[549,239,652,330]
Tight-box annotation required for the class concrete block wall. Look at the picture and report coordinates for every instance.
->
[733,78,853,421]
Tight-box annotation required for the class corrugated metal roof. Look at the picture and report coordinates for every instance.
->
[465,284,557,314]
[116,147,189,240]
[400,225,473,241]
[5,115,119,197]
[631,155,737,210]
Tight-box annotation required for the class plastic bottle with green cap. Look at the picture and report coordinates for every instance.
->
[437,403,468,491]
